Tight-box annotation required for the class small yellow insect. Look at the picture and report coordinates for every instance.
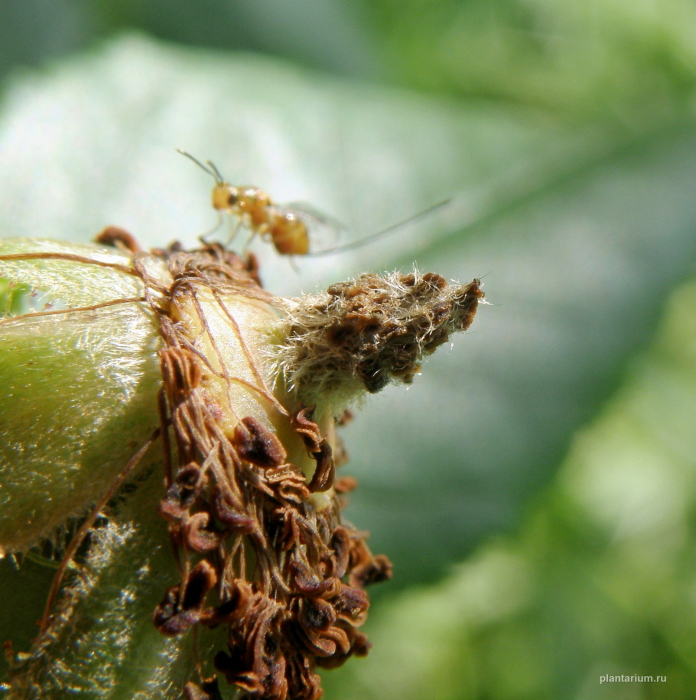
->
[178,149,452,259]
[178,150,311,255]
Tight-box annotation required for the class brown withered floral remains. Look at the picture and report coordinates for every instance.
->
[7,234,482,700]
[139,243,482,699]
[269,270,483,413]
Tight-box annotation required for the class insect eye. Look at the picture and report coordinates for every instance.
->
[227,192,238,205]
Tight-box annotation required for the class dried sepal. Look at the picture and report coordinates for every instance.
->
[267,270,483,413]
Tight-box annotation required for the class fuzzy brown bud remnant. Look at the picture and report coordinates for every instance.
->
[269,271,483,411]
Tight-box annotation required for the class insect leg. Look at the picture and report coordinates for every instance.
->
[199,211,224,244]
[224,215,242,247]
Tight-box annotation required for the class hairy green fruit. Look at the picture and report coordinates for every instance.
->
[0,239,161,555]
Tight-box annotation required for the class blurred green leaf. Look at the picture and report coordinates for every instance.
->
[0,0,378,83]
[0,0,96,78]
[348,124,696,588]
[97,0,379,78]
[369,0,696,121]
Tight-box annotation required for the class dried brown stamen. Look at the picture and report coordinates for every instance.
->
[95,225,143,254]
[233,417,287,468]
[154,559,218,637]
[137,244,400,699]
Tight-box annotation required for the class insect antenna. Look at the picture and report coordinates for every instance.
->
[206,160,226,184]
[304,198,453,257]
[177,149,227,240]
[176,149,224,185]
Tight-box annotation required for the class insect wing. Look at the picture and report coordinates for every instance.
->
[280,201,347,253]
